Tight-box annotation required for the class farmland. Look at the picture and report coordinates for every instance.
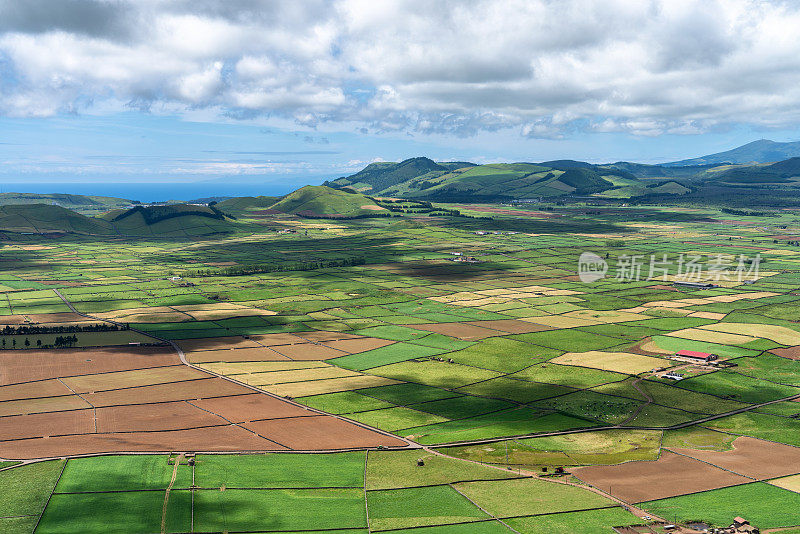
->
[1,197,799,532]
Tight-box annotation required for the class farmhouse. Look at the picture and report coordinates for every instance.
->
[676,349,718,362]
[663,371,684,380]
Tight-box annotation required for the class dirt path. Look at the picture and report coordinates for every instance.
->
[161,454,182,534]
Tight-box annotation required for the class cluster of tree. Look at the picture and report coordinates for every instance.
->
[1,334,78,349]
[190,257,367,277]
[296,211,392,220]
[1,323,126,336]
[774,239,800,246]
[720,207,776,217]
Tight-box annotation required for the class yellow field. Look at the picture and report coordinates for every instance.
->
[698,322,800,346]
[177,336,263,352]
[551,351,666,374]
[243,366,360,385]
[199,361,326,376]
[258,375,401,397]
[664,328,757,345]
[768,474,800,493]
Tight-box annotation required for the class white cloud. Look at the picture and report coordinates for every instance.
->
[1,0,800,136]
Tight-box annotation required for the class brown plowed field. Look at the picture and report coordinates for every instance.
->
[84,378,248,407]
[321,338,395,353]
[96,401,229,433]
[772,346,800,361]
[243,415,407,449]
[0,346,179,385]
[0,379,73,402]
[0,409,95,440]
[271,344,347,360]
[465,319,553,334]
[62,365,208,393]
[0,426,288,459]
[409,322,504,341]
[189,393,312,423]
[252,333,309,346]
[294,331,361,343]
[0,344,410,459]
[186,347,290,363]
[572,450,751,503]
[668,437,800,480]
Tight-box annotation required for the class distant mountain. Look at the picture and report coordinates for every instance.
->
[269,185,387,218]
[664,139,800,166]
[328,158,648,200]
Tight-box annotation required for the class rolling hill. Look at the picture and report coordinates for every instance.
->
[268,186,387,218]
[329,158,652,200]
[0,193,132,214]
[0,203,237,236]
[664,139,800,166]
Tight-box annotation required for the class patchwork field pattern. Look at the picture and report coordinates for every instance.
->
[1,202,800,531]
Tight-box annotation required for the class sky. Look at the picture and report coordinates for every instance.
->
[2,0,800,195]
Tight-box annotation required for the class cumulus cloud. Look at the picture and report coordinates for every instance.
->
[1,0,799,137]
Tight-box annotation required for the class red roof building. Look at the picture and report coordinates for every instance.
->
[676,349,718,361]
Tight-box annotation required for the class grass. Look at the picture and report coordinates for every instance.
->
[367,485,489,530]
[704,411,800,446]
[194,452,366,488]
[641,482,800,529]
[0,460,64,518]
[330,342,450,370]
[297,390,397,413]
[444,429,661,468]
[505,507,641,533]
[453,477,614,518]
[662,427,737,451]
[190,487,366,532]
[510,362,626,389]
[347,406,449,431]
[56,455,191,492]
[675,370,800,404]
[366,360,503,389]
[445,338,554,373]
[36,491,174,534]
[366,449,517,490]
[357,382,460,405]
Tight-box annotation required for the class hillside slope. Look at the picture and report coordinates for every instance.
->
[0,204,115,234]
[216,196,280,215]
[0,193,132,214]
[268,186,386,218]
[0,203,237,236]
[330,158,638,200]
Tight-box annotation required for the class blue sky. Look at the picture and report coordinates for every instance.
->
[1,1,800,197]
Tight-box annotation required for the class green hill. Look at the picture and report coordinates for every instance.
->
[268,186,387,218]
[694,157,800,185]
[0,203,237,237]
[0,193,132,214]
[329,158,633,200]
[0,204,114,235]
